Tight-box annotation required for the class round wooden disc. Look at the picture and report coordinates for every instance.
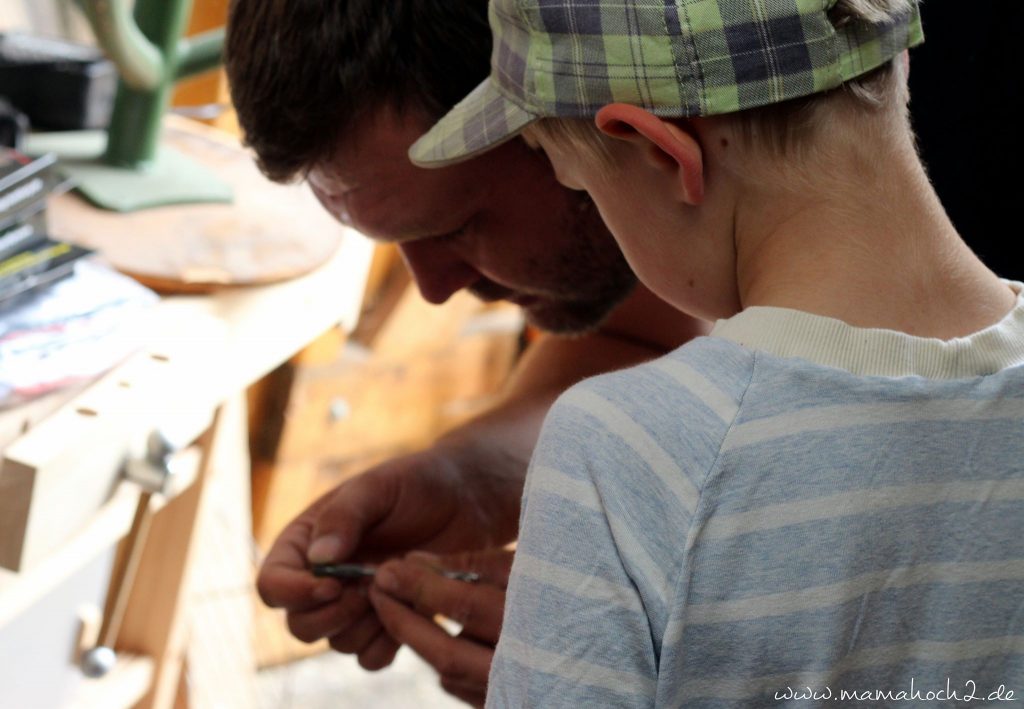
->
[48,116,345,294]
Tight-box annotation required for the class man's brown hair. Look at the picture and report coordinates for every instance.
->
[225,0,491,182]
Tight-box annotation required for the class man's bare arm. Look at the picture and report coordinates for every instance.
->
[256,285,705,676]
[435,283,708,538]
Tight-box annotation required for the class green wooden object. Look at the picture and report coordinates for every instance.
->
[52,0,232,211]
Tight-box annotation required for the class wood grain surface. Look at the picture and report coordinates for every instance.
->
[48,115,343,293]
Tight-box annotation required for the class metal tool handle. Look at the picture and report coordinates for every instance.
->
[81,489,153,678]
[312,562,481,584]
[81,429,183,678]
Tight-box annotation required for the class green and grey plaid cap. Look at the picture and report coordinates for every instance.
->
[410,0,923,167]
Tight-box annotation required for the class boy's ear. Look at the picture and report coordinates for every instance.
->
[595,103,704,205]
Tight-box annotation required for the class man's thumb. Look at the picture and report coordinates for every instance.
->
[306,475,391,563]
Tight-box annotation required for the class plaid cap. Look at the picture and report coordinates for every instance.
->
[410,0,923,167]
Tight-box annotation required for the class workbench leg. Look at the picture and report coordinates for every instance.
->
[112,401,230,709]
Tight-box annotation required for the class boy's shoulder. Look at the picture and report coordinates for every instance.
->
[543,336,756,464]
[565,335,753,412]
[532,337,756,526]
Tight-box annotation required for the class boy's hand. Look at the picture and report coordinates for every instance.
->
[255,445,522,670]
[370,548,513,707]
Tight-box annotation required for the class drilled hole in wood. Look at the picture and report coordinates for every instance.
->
[150,353,170,362]
[76,407,99,417]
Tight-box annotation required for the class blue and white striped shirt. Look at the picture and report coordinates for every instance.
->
[489,283,1024,708]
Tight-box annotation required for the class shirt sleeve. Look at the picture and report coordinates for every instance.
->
[485,344,745,707]
[486,390,675,708]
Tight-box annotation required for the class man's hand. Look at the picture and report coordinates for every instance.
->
[254,284,697,677]
[369,548,513,707]
[255,445,522,671]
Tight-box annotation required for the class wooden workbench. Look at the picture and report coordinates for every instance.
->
[0,118,374,709]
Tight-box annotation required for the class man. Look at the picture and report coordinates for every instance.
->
[224,0,704,703]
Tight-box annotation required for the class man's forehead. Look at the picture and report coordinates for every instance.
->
[310,141,391,191]
[309,141,408,205]
[311,117,430,193]
[311,155,474,242]
[333,106,432,166]
[307,108,509,240]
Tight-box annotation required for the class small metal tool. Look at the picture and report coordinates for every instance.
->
[311,563,376,580]
[311,563,480,583]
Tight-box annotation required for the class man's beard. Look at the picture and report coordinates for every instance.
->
[470,194,637,335]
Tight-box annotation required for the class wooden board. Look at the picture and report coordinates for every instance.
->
[183,392,258,709]
[114,408,224,709]
[0,231,372,573]
[47,115,344,293]
[251,290,523,549]
[0,310,225,572]
[0,383,91,451]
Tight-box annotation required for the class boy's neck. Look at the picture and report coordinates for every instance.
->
[732,142,1015,340]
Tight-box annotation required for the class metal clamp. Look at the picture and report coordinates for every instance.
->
[81,429,185,678]
[124,430,181,495]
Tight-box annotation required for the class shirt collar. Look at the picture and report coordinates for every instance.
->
[710,282,1024,378]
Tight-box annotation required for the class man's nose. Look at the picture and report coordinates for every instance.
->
[397,240,480,305]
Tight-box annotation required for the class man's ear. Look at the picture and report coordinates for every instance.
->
[595,104,704,205]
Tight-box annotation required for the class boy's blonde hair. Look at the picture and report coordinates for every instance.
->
[531,0,914,166]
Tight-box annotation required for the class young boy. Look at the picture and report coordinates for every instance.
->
[410,0,1024,706]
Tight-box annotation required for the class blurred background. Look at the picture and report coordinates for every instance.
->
[0,1,521,707]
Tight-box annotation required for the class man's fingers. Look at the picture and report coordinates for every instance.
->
[257,485,377,608]
[327,613,385,655]
[439,676,487,708]
[357,630,401,671]
[307,474,398,563]
[285,589,373,644]
[257,562,343,610]
[256,501,330,609]
[374,558,505,642]
[369,586,494,684]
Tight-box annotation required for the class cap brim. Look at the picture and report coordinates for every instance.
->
[409,78,538,168]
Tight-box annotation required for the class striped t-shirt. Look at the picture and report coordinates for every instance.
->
[489,283,1024,708]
